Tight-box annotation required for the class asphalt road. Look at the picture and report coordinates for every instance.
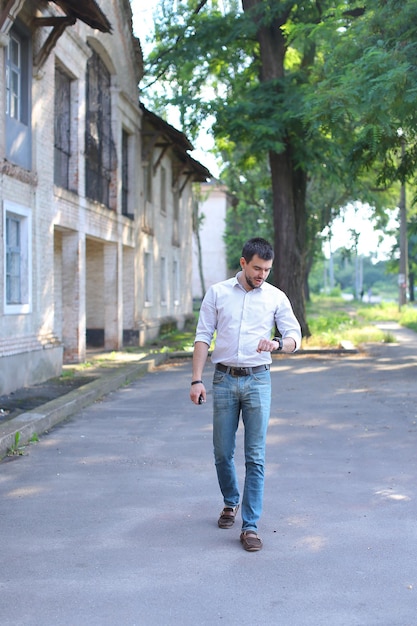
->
[0,324,416,626]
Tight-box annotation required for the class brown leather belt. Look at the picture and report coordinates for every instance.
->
[215,363,270,377]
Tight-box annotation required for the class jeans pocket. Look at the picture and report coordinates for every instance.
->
[213,370,226,384]
[252,370,271,384]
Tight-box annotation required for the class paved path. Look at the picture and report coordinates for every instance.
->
[0,326,416,625]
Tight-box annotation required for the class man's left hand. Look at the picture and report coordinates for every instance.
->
[256,338,279,353]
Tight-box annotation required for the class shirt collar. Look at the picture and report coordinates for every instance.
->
[233,271,266,292]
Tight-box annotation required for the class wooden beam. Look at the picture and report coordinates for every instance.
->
[33,16,75,28]
[33,16,76,69]
[0,0,25,34]
[152,144,170,175]
[179,172,193,195]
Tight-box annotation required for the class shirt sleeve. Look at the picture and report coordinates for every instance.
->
[194,287,217,347]
[275,293,302,351]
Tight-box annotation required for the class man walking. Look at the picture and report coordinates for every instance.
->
[190,238,301,551]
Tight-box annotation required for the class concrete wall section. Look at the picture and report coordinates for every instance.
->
[192,182,229,299]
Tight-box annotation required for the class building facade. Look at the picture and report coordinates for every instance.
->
[0,0,210,394]
[192,181,230,300]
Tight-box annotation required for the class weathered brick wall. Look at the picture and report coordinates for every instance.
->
[0,0,204,390]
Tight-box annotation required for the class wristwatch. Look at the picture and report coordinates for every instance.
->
[273,337,283,351]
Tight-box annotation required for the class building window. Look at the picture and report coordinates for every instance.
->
[121,129,129,216]
[160,256,167,305]
[144,157,153,204]
[142,153,154,232]
[160,166,167,215]
[85,48,116,206]
[5,23,31,169]
[6,32,21,120]
[144,251,153,305]
[54,66,72,190]
[4,202,32,314]
[173,259,180,306]
[172,189,180,246]
[6,216,21,304]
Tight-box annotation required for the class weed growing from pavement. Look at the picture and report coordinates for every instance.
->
[7,432,39,456]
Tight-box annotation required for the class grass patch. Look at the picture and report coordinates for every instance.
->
[356,302,417,332]
[139,296,416,354]
[146,318,198,353]
[304,297,416,348]
[398,307,417,332]
[302,313,391,348]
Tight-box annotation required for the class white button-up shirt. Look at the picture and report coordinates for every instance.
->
[195,274,302,367]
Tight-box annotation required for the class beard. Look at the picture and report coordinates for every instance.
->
[245,274,263,290]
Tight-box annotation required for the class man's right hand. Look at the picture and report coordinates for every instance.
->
[190,382,206,405]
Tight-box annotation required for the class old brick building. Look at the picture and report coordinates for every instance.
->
[0,0,210,394]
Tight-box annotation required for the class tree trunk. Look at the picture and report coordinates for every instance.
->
[270,149,309,335]
[242,0,310,335]
[409,271,415,302]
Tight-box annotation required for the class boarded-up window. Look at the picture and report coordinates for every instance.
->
[54,66,71,189]
[121,129,129,215]
[85,48,116,206]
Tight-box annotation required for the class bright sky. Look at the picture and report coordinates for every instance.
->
[130,0,155,53]
[322,204,398,261]
[129,2,398,260]
[129,0,220,176]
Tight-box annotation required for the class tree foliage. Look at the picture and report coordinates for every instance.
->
[308,0,417,188]
[143,0,417,332]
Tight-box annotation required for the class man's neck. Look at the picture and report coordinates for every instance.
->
[237,271,252,292]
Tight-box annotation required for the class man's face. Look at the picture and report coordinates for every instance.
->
[240,254,273,290]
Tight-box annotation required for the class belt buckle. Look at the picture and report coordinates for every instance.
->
[232,367,246,377]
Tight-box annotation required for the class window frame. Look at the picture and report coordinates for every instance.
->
[160,256,167,306]
[5,21,32,170]
[4,201,32,315]
[173,259,180,306]
[144,251,153,306]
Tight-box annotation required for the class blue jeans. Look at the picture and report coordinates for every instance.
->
[212,368,271,532]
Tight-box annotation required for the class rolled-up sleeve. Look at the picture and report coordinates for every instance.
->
[275,294,302,351]
[195,287,217,347]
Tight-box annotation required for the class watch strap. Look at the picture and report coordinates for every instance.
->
[273,337,283,351]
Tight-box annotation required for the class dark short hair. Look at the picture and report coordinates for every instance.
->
[241,238,274,262]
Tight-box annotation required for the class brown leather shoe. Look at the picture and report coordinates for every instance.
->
[218,505,239,529]
[240,531,263,551]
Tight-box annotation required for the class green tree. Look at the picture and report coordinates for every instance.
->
[221,154,274,271]
[386,211,417,302]
[309,0,417,189]
[408,217,417,301]
[144,0,416,334]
